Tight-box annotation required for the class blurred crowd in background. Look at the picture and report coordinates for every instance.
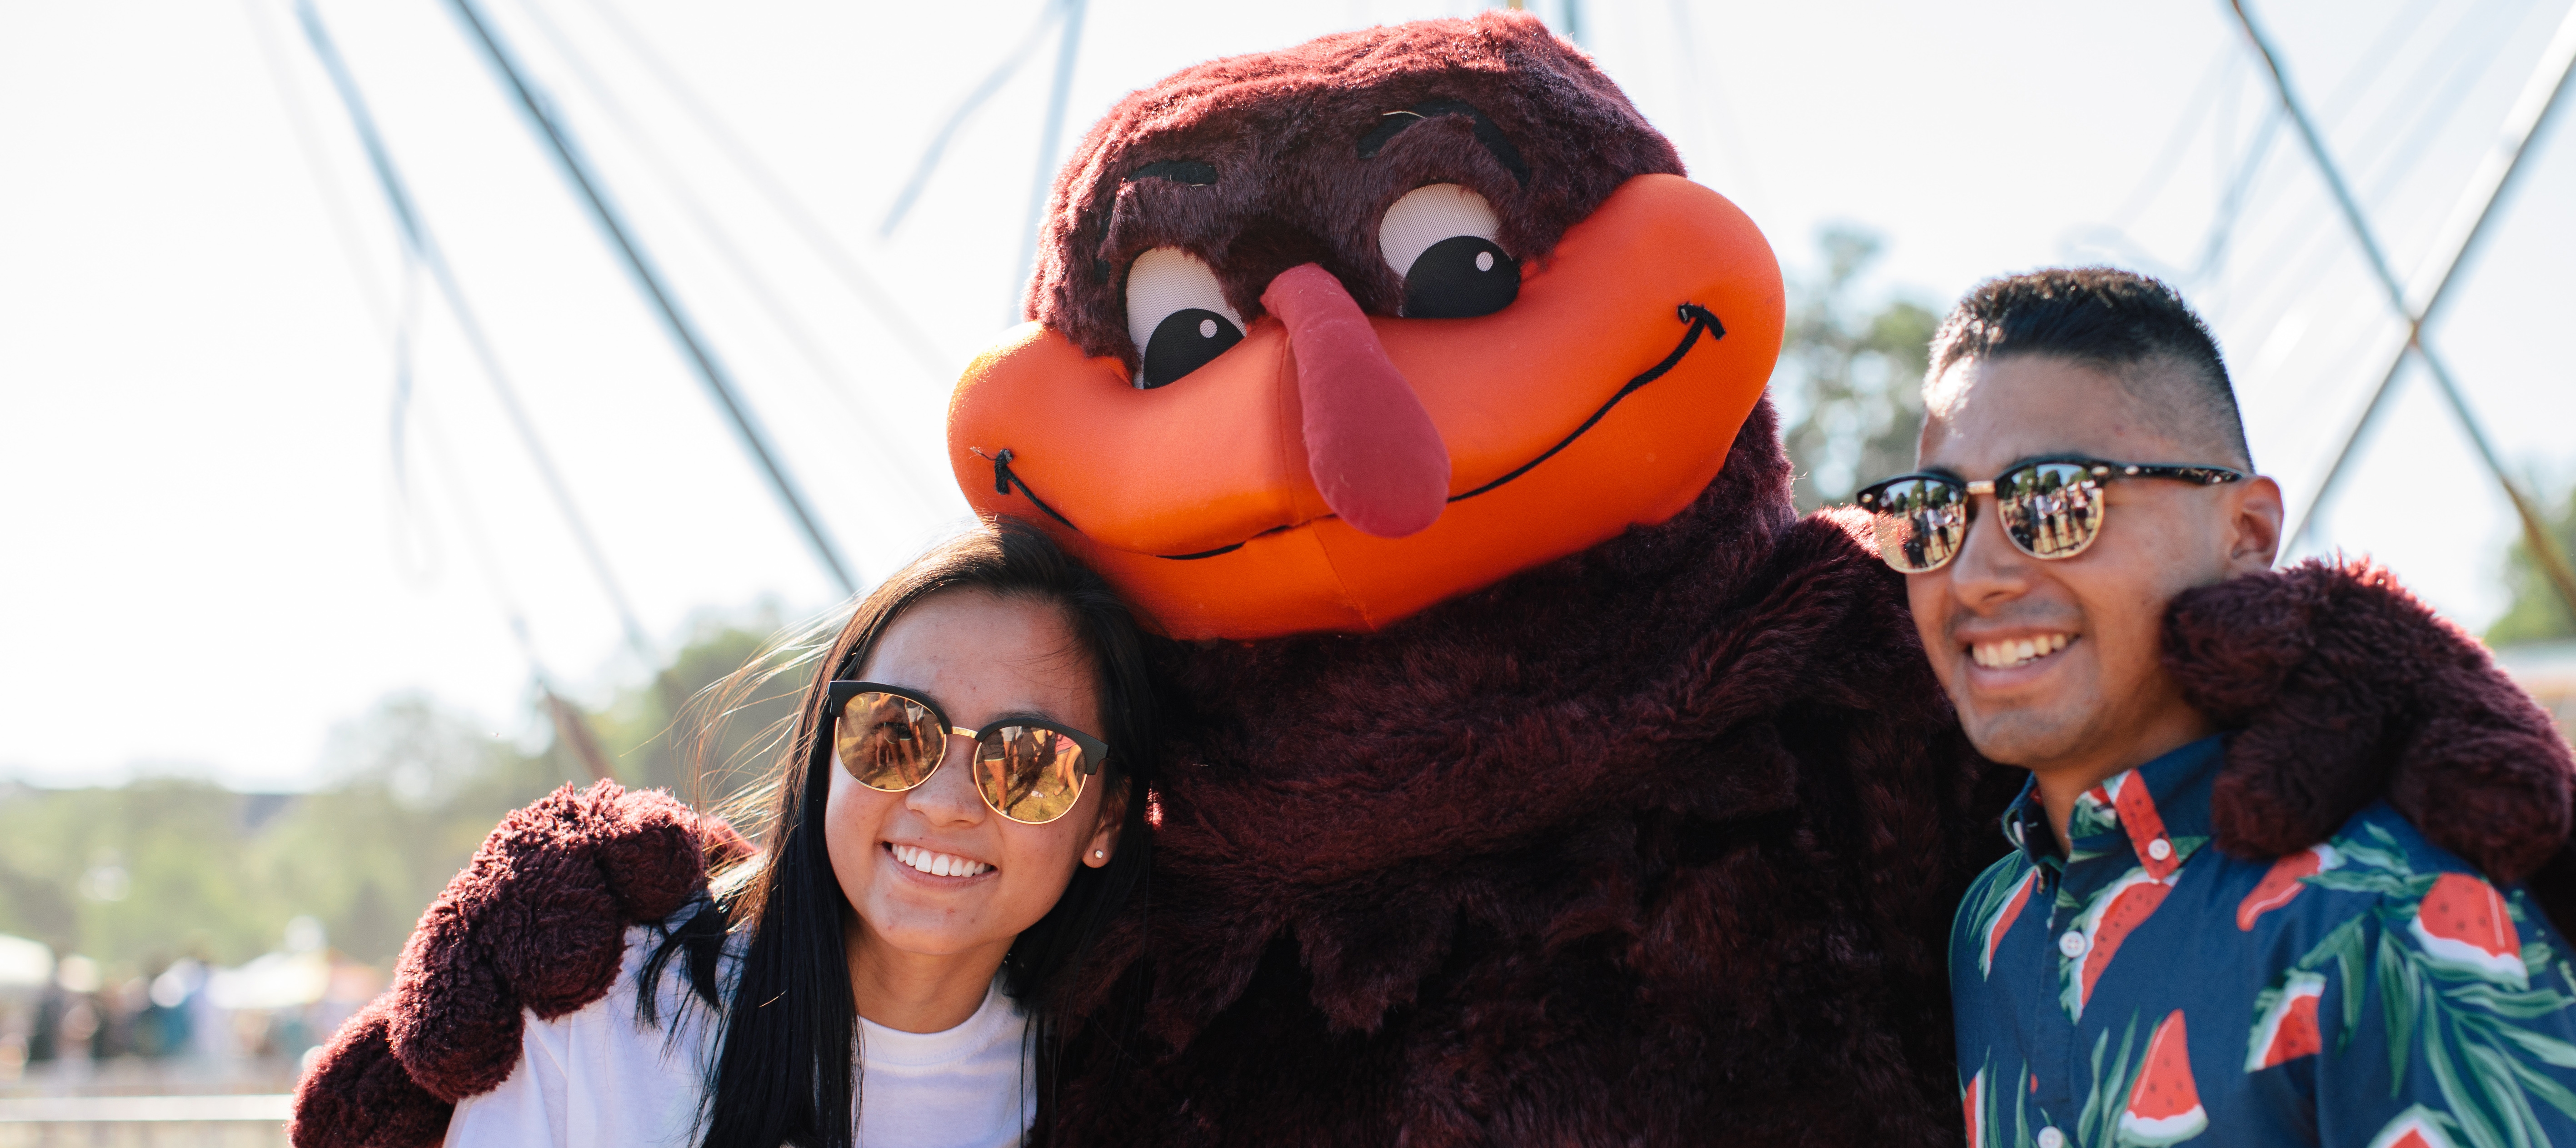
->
[0,613,796,1094]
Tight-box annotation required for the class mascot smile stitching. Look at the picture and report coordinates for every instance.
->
[979,298,1725,561]
[949,17,1782,638]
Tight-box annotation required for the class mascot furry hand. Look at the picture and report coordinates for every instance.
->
[294,13,2576,1148]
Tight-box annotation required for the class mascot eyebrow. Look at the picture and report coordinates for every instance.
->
[1355,100,1529,185]
[1082,160,1217,281]
[1126,159,1218,186]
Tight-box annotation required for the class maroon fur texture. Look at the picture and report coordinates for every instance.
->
[1028,10,1683,367]
[289,1002,451,1148]
[1042,399,2007,1147]
[2165,557,2576,885]
[288,781,743,1148]
[284,527,2576,1147]
[278,12,2576,1141]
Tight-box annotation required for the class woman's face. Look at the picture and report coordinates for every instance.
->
[825,589,1123,966]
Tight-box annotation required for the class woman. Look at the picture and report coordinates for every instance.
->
[443,519,1155,1148]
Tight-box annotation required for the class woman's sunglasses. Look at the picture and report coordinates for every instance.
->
[821,681,1110,826]
[1854,457,2246,575]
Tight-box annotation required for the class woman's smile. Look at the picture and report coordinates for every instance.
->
[885,840,998,880]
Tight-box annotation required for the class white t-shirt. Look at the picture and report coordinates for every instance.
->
[443,925,1034,1148]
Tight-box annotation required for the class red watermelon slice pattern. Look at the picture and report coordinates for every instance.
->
[2119,1010,2208,1145]
[1962,1068,1985,1148]
[2364,1106,2458,1148]
[2409,872,2526,988]
[2243,970,2326,1070]
[2237,843,2341,931]
[2066,867,2173,1018]
[1979,870,2038,978]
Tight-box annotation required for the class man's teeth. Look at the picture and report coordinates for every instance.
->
[890,843,993,877]
[1971,633,2073,669]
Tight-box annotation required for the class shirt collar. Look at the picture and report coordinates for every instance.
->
[2001,735,2224,879]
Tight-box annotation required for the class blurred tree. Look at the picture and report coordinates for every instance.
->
[1776,225,1940,511]
[0,615,790,970]
[595,606,803,802]
[0,780,278,967]
[2489,483,2576,647]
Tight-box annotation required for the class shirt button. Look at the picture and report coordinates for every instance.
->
[2147,837,2172,861]
[2059,931,2087,958]
[2038,1128,2066,1148]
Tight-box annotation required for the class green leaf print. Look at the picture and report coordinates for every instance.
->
[2079,1013,2146,1148]
[2068,787,2121,838]
[2065,787,2127,867]
[2273,824,2576,1147]
[1963,865,2040,980]
[1965,1054,2049,1148]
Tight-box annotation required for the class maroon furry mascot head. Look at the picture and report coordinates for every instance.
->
[1028,11,1682,364]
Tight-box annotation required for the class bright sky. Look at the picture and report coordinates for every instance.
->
[4,0,2571,789]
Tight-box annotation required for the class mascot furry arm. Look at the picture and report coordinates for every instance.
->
[290,783,747,1148]
[291,13,2575,1147]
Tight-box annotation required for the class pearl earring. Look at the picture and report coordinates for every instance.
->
[1094,850,1106,858]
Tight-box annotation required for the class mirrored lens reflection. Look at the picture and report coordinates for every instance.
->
[838,692,945,792]
[976,727,1085,824]
[1997,463,2103,559]
[1870,478,1967,573]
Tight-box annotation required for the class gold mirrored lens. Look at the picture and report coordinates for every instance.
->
[836,692,945,792]
[1868,477,1968,572]
[1997,463,2104,560]
[974,726,1086,824]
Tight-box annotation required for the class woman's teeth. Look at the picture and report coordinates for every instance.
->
[1971,633,2073,669]
[889,843,993,877]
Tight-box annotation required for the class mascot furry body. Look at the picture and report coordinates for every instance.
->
[294,14,2576,1147]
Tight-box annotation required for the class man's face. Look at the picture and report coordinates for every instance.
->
[1908,355,2280,775]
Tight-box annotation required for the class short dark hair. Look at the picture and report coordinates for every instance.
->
[1928,267,2252,467]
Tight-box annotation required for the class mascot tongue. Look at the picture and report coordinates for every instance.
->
[1261,263,1451,538]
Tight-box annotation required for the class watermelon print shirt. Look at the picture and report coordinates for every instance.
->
[1950,736,2576,1148]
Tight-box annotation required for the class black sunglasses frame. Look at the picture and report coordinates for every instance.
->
[818,680,1110,821]
[1853,456,2247,573]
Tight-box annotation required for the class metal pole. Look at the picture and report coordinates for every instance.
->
[2281,0,2576,552]
[2230,0,2576,618]
[295,0,659,662]
[1009,0,1086,323]
[443,0,859,597]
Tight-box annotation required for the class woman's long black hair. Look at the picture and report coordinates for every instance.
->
[642,517,1157,1148]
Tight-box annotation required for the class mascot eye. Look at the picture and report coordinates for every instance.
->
[1125,248,1246,389]
[1378,183,1519,319]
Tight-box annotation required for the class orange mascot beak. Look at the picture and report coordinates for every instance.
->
[947,174,1783,640]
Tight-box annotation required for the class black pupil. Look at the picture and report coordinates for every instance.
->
[1402,235,1519,319]
[1139,308,1244,388]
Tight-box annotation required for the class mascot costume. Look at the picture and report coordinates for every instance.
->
[294,13,2576,1147]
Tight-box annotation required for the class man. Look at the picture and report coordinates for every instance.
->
[1863,268,2576,1148]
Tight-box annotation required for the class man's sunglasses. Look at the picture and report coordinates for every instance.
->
[821,681,1110,826]
[1854,457,2246,575]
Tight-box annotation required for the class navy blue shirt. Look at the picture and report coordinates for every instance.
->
[1951,737,2576,1148]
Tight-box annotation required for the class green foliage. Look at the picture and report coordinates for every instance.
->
[0,617,789,975]
[1777,225,1942,511]
[2078,1011,2146,1148]
[2284,822,2576,1143]
[2488,484,2576,647]
[591,606,804,802]
[0,702,578,971]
